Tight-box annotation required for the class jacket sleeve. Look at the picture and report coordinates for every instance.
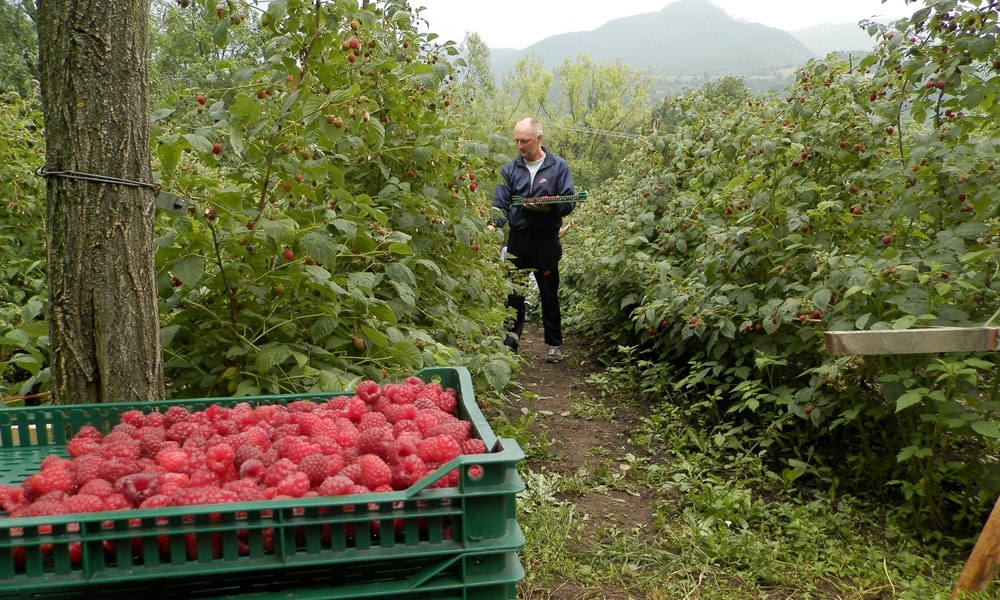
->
[490,165,513,228]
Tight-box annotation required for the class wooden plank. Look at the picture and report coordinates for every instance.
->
[952,495,1000,598]
[824,327,1000,356]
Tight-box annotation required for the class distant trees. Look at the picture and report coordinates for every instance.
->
[0,0,37,96]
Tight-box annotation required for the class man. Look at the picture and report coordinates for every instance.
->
[488,117,576,363]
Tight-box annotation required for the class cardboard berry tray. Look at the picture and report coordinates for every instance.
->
[0,367,524,600]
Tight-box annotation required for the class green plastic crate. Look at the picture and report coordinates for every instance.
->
[0,367,525,599]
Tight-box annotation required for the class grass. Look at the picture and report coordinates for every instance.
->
[489,368,997,600]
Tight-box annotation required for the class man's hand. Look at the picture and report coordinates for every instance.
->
[523,202,552,213]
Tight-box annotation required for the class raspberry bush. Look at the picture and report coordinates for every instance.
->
[563,0,1000,529]
[152,0,514,396]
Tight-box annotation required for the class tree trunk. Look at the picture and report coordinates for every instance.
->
[37,0,164,404]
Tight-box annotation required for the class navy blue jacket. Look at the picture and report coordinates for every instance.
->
[490,147,575,236]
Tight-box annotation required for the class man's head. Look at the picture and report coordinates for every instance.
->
[513,118,543,162]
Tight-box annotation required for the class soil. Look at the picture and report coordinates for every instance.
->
[500,321,659,599]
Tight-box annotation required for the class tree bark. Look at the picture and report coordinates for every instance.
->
[37,0,164,404]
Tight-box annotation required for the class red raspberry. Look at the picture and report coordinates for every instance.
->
[356,454,392,490]
[379,402,416,424]
[392,420,420,437]
[100,435,141,459]
[263,458,298,487]
[392,455,428,489]
[138,494,171,509]
[242,425,272,450]
[357,411,388,431]
[275,436,317,464]
[355,380,381,404]
[288,400,319,413]
[301,416,336,440]
[155,448,189,472]
[116,473,160,507]
[384,383,417,405]
[413,409,446,434]
[163,405,194,427]
[434,389,458,414]
[275,472,311,497]
[63,494,107,514]
[138,426,167,458]
[234,443,264,467]
[74,425,103,440]
[143,411,165,428]
[119,409,146,428]
[338,462,362,484]
[204,403,230,422]
[316,474,354,496]
[223,479,266,502]
[298,453,331,486]
[205,443,236,473]
[71,454,102,486]
[166,421,197,443]
[66,435,101,458]
[11,499,68,518]
[462,438,488,454]
[169,486,238,507]
[426,419,471,444]
[356,426,393,457]
[0,484,25,512]
[311,434,341,456]
[22,467,77,501]
[417,435,462,464]
[103,493,132,510]
[212,419,239,436]
[41,455,73,471]
[78,479,115,499]
[326,454,346,477]
[332,420,359,448]
[239,458,265,482]
[188,467,220,487]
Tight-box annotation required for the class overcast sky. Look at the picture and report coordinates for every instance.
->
[413,0,915,49]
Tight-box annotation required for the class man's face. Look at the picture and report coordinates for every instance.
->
[513,123,542,161]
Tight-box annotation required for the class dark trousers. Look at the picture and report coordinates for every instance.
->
[505,230,563,348]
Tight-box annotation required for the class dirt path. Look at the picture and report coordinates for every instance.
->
[504,322,659,599]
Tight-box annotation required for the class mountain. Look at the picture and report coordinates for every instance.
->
[791,22,880,56]
[491,0,816,81]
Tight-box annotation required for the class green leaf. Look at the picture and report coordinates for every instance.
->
[11,353,41,375]
[483,358,513,392]
[184,133,215,154]
[212,18,231,48]
[309,316,338,342]
[386,340,423,368]
[157,140,183,177]
[256,344,292,373]
[302,231,341,264]
[971,420,1000,439]
[172,255,205,286]
[260,218,298,244]
[361,324,389,349]
[895,389,926,413]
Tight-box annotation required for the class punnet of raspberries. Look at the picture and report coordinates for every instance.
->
[0,377,489,519]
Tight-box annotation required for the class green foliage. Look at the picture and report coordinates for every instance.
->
[0,92,48,403]
[0,0,37,96]
[152,0,515,397]
[563,0,1000,530]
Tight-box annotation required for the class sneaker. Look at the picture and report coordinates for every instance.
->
[504,335,519,353]
[545,346,562,363]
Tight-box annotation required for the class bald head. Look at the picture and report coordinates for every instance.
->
[513,118,544,162]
